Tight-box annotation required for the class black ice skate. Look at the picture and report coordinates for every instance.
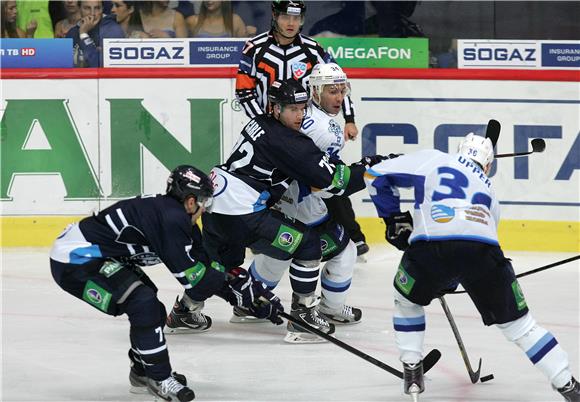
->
[130,368,187,395]
[284,294,335,344]
[165,295,212,334]
[557,377,580,402]
[147,373,195,402]
[403,361,424,402]
[355,241,370,263]
[229,305,268,324]
[319,300,362,325]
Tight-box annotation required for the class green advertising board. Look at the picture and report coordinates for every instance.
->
[317,37,429,68]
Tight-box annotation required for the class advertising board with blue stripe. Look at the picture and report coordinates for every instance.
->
[541,42,580,68]
[104,38,190,67]
[103,38,245,67]
[189,38,245,66]
[458,40,579,69]
[1,38,73,68]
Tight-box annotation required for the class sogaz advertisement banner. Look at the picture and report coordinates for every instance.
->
[1,76,578,250]
[317,37,429,68]
[103,38,245,67]
[458,39,580,69]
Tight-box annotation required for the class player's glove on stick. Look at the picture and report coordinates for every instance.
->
[225,267,284,325]
[353,153,402,169]
[383,211,413,251]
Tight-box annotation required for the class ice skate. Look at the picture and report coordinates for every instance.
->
[355,241,369,263]
[147,373,194,402]
[403,361,424,402]
[557,377,580,402]
[319,301,362,325]
[284,294,335,344]
[130,367,186,395]
[165,295,212,334]
[229,306,268,324]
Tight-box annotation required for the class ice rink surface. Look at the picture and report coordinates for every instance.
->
[2,246,578,402]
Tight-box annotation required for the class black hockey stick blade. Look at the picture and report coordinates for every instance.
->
[495,138,546,158]
[469,358,483,384]
[531,138,546,153]
[485,119,501,147]
[279,311,441,379]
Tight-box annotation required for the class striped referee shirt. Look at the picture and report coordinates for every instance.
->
[235,29,355,123]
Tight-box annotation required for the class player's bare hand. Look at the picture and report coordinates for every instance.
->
[344,122,359,141]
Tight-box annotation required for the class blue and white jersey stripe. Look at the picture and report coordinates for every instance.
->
[365,149,500,245]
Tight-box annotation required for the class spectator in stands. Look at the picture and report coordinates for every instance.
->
[54,0,81,38]
[111,0,148,38]
[1,0,36,38]
[15,0,53,38]
[368,1,424,38]
[139,0,187,38]
[308,1,366,37]
[67,0,125,67]
[175,0,196,20]
[187,1,250,38]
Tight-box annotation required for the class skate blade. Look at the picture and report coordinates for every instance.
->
[407,384,422,402]
[322,316,362,326]
[284,331,328,344]
[229,315,268,324]
[164,326,210,334]
[129,385,149,395]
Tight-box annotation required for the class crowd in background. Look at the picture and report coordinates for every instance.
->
[2,1,579,68]
[1,0,425,40]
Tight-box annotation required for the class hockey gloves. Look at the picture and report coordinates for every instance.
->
[384,211,413,251]
[225,267,284,325]
[353,153,402,169]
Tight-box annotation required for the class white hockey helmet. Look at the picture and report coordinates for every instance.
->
[309,63,349,104]
[458,133,494,169]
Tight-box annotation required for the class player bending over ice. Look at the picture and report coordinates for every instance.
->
[365,133,579,401]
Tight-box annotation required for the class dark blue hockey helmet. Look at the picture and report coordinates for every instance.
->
[268,79,309,107]
[166,165,214,208]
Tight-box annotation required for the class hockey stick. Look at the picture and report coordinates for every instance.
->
[279,311,441,379]
[439,296,482,383]
[495,138,546,158]
[449,255,580,295]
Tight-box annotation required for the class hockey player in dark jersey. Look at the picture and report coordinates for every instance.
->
[166,79,385,340]
[236,0,371,260]
[50,165,283,402]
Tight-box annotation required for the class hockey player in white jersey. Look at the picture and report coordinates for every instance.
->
[240,64,380,342]
[365,134,579,401]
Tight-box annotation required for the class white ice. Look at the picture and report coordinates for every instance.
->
[2,246,578,402]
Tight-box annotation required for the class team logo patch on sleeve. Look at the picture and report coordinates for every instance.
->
[272,225,303,254]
